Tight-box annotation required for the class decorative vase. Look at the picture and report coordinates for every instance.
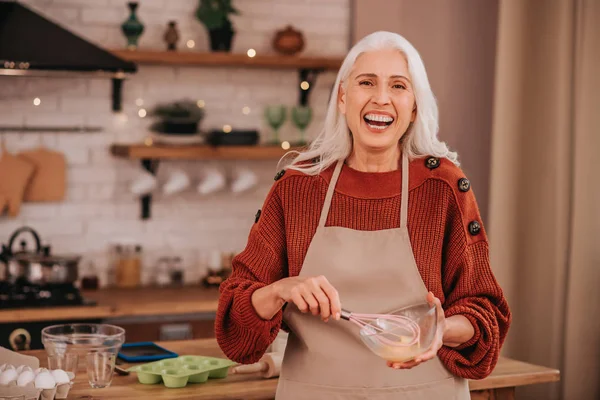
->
[121,2,144,50]
[273,25,305,55]
[209,25,235,52]
[164,21,180,51]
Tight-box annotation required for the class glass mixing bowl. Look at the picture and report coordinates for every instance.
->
[358,302,438,363]
[41,324,125,362]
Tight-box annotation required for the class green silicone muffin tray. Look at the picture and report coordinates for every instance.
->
[127,355,237,388]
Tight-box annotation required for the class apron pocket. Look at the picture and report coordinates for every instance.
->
[276,377,460,400]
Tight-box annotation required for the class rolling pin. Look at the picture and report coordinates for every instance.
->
[231,352,283,378]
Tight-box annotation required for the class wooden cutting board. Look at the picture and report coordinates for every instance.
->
[0,149,35,216]
[19,147,66,202]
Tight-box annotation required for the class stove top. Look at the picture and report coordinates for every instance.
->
[0,282,95,309]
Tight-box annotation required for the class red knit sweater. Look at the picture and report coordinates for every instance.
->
[216,156,511,380]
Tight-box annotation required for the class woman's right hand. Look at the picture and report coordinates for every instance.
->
[274,275,342,322]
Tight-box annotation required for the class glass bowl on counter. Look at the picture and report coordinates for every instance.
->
[358,302,438,363]
[41,323,125,386]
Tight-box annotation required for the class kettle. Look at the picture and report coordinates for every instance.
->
[0,226,81,284]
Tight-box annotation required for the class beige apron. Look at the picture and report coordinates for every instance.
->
[276,152,470,400]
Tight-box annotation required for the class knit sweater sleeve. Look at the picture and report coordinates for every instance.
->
[215,182,287,364]
[437,187,512,380]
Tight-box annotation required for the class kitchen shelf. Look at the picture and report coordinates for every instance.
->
[110,50,343,70]
[110,49,342,107]
[110,143,292,160]
[111,143,299,220]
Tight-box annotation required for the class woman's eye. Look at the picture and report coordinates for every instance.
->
[393,84,407,90]
[359,81,373,86]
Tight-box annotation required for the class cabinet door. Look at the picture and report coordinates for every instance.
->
[107,314,216,343]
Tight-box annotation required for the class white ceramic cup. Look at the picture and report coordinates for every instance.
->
[197,168,226,195]
[231,168,258,194]
[162,169,191,196]
[130,170,157,196]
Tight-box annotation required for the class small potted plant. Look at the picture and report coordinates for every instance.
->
[195,0,239,52]
[149,100,205,135]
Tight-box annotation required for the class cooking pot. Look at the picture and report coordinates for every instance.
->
[0,226,81,284]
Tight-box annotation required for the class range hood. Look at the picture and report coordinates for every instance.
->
[0,1,136,75]
[0,1,136,111]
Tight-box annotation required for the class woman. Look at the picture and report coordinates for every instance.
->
[216,31,511,399]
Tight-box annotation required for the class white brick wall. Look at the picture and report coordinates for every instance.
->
[0,0,349,286]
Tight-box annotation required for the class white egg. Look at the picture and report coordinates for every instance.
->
[34,371,55,389]
[50,369,70,384]
[16,365,32,374]
[33,367,48,376]
[0,363,9,372]
[0,368,18,385]
[17,370,35,387]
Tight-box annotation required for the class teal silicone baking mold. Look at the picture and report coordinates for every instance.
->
[127,355,236,388]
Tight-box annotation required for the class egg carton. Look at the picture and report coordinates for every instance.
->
[0,347,74,400]
[127,355,236,388]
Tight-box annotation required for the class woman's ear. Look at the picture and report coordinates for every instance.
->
[411,103,417,122]
[338,83,347,115]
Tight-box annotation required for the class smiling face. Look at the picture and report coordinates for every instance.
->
[338,49,417,154]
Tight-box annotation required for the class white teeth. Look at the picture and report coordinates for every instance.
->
[366,123,387,130]
[364,114,393,123]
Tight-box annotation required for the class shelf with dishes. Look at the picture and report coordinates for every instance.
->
[110,49,342,111]
[110,137,301,220]
[110,142,293,161]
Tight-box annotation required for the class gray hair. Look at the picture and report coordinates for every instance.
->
[281,31,458,175]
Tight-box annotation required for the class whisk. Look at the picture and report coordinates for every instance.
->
[340,309,420,347]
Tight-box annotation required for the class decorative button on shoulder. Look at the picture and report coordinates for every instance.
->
[425,157,440,169]
[468,220,481,235]
[274,170,286,181]
[255,209,261,223]
[458,178,471,192]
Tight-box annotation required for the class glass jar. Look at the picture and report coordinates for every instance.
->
[169,256,184,286]
[114,244,142,288]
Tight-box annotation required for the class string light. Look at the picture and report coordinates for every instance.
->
[281,141,291,150]
[187,40,195,48]
[33,98,41,106]
[196,100,205,108]
[300,81,310,90]
[135,98,144,106]
[144,137,153,146]
[138,108,147,118]
[247,48,256,58]
[223,124,232,133]
[242,106,251,115]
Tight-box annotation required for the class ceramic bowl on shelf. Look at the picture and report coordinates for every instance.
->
[358,302,438,363]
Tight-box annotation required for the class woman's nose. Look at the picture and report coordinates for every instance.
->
[372,86,391,105]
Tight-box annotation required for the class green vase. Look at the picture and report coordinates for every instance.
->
[121,2,144,50]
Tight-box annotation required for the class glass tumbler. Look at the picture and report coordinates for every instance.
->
[86,352,116,388]
[48,352,79,377]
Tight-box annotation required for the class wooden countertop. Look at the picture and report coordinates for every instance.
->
[0,287,220,323]
[25,339,560,400]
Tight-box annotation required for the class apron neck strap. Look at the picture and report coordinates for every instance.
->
[400,151,409,229]
[318,159,344,228]
[317,152,410,229]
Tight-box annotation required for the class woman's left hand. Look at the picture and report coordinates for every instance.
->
[387,291,445,370]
